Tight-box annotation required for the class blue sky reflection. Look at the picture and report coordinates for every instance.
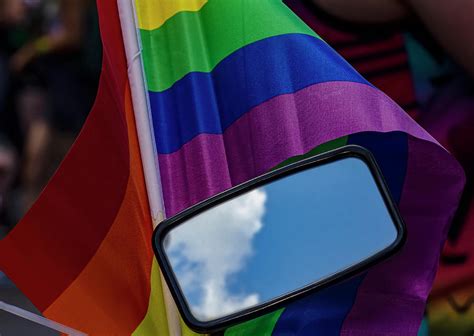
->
[166,157,398,321]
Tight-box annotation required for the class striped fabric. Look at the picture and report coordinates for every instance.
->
[0,1,464,336]
[135,1,464,335]
[0,2,169,334]
[284,0,419,119]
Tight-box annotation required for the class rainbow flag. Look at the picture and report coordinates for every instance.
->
[0,1,465,335]
[134,0,464,335]
[0,1,169,334]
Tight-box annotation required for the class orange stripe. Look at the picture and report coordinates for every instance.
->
[44,86,156,334]
[0,0,131,311]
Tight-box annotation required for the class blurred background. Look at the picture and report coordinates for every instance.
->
[0,0,472,335]
[0,0,100,334]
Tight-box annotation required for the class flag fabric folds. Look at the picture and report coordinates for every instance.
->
[0,1,465,335]
[0,1,169,334]
[135,0,464,335]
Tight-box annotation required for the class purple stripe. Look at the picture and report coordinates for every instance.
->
[340,137,465,335]
[158,81,436,216]
[158,81,464,334]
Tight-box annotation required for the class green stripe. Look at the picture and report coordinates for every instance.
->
[140,0,318,92]
[272,136,349,170]
[224,309,284,336]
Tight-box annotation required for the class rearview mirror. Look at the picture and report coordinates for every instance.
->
[153,145,405,333]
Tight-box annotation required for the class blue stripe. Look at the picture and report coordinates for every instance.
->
[270,132,408,335]
[149,34,368,154]
[272,276,365,336]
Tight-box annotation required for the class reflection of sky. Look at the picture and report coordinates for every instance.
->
[166,188,266,320]
[166,157,398,321]
[229,157,397,301]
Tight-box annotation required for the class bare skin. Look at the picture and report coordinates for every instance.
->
[313,0,474,78]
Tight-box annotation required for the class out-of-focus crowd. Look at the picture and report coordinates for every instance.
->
[0,0,101,236]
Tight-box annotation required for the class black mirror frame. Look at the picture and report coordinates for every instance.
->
[152,145,407,334]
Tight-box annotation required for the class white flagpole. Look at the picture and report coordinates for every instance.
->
[117,0,165,223]
[117,1,182,335]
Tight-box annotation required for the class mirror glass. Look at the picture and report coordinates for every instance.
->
[163,157,399,322]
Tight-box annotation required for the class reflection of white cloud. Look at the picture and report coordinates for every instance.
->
[167,189,267,320]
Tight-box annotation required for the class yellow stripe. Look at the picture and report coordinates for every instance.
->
[132,260,170,336]
[161,276,183,335]
[181,317,206,336]
[135,0,208,31]
[134,260,208,335]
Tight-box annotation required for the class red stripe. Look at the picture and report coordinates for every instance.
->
[43,86,154,334]
[0,0,130,311]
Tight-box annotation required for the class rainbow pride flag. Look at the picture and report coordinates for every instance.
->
[134,0,464,335]
[0,1,465,335]
[0,2,169,334]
